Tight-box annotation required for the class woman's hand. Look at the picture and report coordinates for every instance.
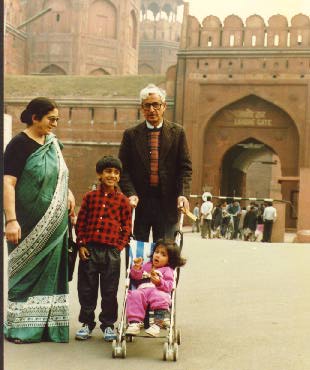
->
[4,175,20,245]
[5,220,21,245]
[68,189,76,222]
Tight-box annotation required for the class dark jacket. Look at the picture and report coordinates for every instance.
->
[212,206,223,228]
[119,120,192,223]
[243,211,258,231]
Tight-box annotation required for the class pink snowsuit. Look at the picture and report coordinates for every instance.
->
[126,262,174,323]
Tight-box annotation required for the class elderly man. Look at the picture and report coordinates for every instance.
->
[119,84,192,242]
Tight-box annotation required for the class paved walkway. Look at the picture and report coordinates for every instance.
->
[4,231,310,370]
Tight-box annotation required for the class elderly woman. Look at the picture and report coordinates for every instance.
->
[4,97,75,343]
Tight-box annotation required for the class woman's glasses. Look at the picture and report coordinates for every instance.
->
[47,116,60,123]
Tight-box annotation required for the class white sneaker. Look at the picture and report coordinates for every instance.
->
[145,324,160,337]
[126,322,141,335]
[75,324,92,340]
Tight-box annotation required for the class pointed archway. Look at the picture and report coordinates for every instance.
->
[202,94,299,228]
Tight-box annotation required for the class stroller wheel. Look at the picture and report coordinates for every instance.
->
[176,329,181,345]
[163,342,178,361]
[163,342,169,361]
[112,340,117,358]
[121,340,127,358]
[173,343,179,361]
[112,339,126,359]
[125,334,134,342]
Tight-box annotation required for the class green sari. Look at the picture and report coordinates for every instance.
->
[4,134,69,343]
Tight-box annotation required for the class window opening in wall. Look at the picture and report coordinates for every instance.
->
[262,60,266,68]
[298,34,302,45]
[240,61,243,69]
[251,35,256,46]
[274,34,279,46]
[90,108,94,125]
[56,13,60,22]
[229,34,234,47]
[208,36,212,47]
[114,108,117,126]
[197,60,200,69]
[68,108,72,124]
[286,60,289,68]
[218,60,221,68]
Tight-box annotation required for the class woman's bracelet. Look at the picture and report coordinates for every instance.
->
[5,219,17,226]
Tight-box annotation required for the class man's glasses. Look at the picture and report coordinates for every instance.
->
[47,116,60,123]
[141,102,162,110]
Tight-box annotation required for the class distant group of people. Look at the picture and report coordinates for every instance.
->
[193,198,277,243]
[3,84,191,344]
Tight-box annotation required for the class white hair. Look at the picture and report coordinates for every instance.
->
[139,84,166,103]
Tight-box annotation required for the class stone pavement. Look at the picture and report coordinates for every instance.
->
[3,230,310,370]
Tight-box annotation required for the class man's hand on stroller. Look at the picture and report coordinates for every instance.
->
[79,246,90,261]
[177,196,189,213]
[129,195,139,208]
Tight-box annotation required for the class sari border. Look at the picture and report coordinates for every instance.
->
[5,294,69,329]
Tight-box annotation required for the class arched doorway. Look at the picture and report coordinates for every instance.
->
[203,95,299,228]
[40,64,66,75]
[221,137,281,198]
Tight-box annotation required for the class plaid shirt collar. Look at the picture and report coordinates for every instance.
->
[98,185,119,196]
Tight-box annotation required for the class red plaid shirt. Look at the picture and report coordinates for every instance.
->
[76,186,132,250]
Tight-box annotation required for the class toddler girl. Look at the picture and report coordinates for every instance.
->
[126,239,186,337]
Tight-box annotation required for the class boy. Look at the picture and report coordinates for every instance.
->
[75,156,132,341]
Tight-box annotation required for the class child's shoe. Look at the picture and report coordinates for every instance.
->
[103,327,117,342]
[75,324,92,340]
[126,322,141,335]
[145,324,160,337]
[153,309,170,328]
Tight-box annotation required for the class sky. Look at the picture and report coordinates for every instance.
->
[180,0,310,23]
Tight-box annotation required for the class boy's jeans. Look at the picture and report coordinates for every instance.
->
[77,243,121,331]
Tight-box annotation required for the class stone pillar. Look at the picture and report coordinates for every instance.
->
[271,202,285,242]
[296,167,310,243]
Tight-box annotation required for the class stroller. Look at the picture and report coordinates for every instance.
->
[111,210,184,361]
